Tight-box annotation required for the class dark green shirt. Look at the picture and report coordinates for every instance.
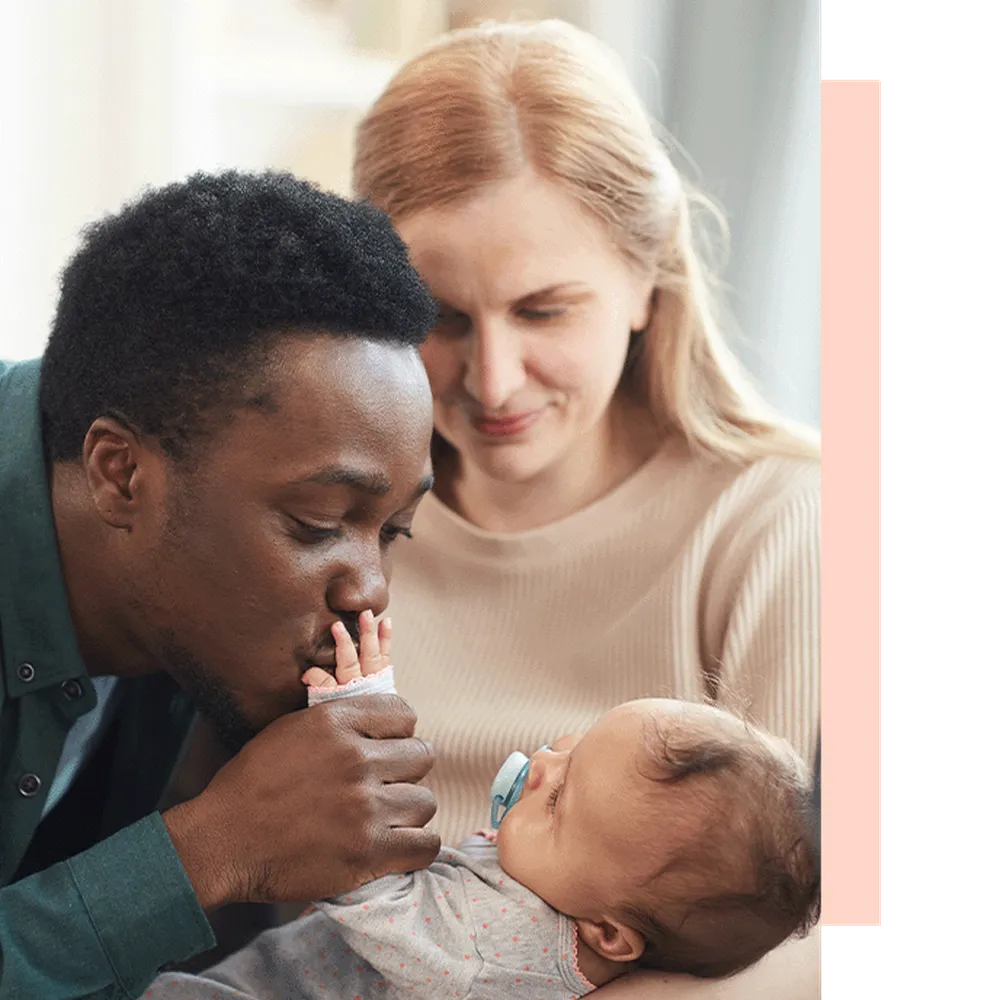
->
[1,359,214,998]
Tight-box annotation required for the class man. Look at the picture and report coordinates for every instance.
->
[0,170,441,998]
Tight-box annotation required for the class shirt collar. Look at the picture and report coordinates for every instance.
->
[0,358,93,701]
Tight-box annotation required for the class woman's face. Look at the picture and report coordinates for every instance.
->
[395,171,653,487]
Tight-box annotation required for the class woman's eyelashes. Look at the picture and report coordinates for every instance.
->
[518,307,564,322]
[432,303,567,336]
[435,310,471,337]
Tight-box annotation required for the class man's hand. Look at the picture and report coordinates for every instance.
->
[163,688,438,910]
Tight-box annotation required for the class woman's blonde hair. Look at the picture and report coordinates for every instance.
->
[353,20,818,464]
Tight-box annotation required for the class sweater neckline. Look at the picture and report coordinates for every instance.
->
[412,435,704,564]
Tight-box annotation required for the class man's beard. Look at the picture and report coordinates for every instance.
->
[159,635,258,754]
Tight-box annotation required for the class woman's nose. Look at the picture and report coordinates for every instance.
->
[463,323,526,410]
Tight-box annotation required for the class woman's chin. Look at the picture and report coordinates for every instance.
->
[468,446,554,486]
[442,416,576,488]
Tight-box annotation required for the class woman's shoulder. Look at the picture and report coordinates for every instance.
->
[635,445,819,534]
[720,452,820,511]
[695,453,821,585]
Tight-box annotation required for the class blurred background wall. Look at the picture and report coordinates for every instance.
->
[0,0,819,427]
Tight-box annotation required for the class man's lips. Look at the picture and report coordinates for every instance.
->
[305,650,338,670]
[472,409,544,438]
[302,623,360,671]
[304,620,359,671]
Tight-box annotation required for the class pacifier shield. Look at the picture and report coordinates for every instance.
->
[489,746,550,829]
[489,750,530,829]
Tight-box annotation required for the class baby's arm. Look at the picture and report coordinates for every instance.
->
[315,858,487,996]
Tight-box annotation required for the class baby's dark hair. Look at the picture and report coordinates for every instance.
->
[622,707,820,979]
[40,169,437,463]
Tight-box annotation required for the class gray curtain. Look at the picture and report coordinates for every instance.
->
[591,0,821,427]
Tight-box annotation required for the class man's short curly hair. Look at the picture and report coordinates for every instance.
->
[40,170,437,463]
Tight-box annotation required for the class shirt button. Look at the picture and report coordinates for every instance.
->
[18,773,42,797]
[17,662,35,683]
[61,679,84,700]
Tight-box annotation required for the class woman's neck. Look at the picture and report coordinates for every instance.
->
[439,400,663,533]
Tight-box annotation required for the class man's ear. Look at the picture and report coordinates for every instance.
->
[576,916,646,964]
[81,417,158,530]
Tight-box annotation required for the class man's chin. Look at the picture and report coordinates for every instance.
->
[202,687,306,754]
[200,701,260,756]
[158,638,261,754]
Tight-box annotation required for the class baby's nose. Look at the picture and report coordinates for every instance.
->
[526,746,557,790]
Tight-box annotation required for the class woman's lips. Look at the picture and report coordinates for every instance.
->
[472,409,544,438]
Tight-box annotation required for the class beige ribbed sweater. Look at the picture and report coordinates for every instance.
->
[389,440,820,845]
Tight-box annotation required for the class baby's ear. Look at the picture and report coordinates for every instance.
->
[576,917,645,964]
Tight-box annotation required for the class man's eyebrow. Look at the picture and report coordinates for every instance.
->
[295,467,392,496]
[410,474,435,504]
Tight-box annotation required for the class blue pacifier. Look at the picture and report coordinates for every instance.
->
[490,746,549,828]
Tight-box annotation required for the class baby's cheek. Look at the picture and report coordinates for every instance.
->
[494,822,520,877]
[495,818,546,896]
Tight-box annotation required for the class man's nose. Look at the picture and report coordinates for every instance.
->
[326,546,390,620]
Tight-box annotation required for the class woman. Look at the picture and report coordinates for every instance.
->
[353,19,820,997]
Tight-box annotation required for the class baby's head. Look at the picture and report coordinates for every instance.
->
[495,699,819,979]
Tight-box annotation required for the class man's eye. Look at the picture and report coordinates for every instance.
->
[290,517,341,543]
[380,525,414,546]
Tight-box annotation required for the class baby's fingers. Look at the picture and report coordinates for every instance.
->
[358,609,383,676]
[333,621,363,684]
[302,666,336,688]
[378,616,392,672]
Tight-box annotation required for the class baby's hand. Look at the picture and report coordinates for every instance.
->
[301,610,391,689]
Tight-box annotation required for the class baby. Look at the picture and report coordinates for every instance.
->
[149,613,819,998]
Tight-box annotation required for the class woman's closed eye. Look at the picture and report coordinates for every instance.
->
[435,303,565,330]
[434,308,471,337]
[517,306,564,322]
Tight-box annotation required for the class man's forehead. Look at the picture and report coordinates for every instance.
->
[180,336,432,494]
[222,339,430,435]
[292,465,393,495]
[287,463,435,502]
